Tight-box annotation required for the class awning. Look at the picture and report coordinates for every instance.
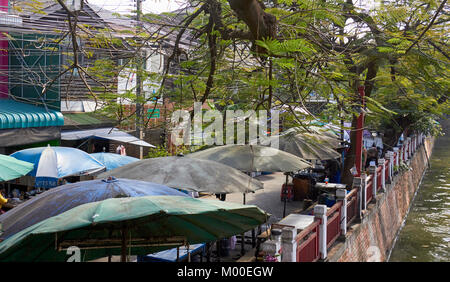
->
[61,127,156,148]
[0,127,61,147]
[0,99,64,129]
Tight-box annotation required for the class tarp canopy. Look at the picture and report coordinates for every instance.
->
[90,153,139,171]
[0,196,269,262]
[61,127,155,147]
[0,154,34,182]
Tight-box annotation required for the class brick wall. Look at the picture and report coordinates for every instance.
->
[328,136,435,262]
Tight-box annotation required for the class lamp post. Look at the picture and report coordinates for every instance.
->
[135,0,144,159]
[355,86,365,176]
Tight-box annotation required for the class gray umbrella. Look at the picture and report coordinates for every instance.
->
[97,156,263,194]
[187,144,311,172]
[286,127,344,148]
[261,130,341,160]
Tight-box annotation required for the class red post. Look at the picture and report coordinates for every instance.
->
[355,86,365,176]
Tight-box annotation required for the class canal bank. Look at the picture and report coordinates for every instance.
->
[327,134,435,262]
[388,119,450,262]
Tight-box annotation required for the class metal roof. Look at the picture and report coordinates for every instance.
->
[0,99,64,129]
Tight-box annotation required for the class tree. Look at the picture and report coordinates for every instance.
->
[13,0,448,185]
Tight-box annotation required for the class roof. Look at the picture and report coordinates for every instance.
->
[10,1,196,49]
[61,127,156,148]
[63,112,114,130]
[0,99,64,129]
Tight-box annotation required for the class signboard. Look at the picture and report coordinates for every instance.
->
[147,109,160,119]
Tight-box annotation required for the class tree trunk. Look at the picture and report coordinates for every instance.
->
[227,0,277,54]
[341,115,358,187]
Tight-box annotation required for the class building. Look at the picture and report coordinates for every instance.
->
[0,0,64,155]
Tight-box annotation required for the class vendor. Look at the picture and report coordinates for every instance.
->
[0,190,14,213]
[325,159,341,183]
[365,147,379,169]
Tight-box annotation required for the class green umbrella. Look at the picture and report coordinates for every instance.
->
[0,195,269,262]
[0,154,34,182]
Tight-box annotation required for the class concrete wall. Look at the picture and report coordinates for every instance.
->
[328,136,435,262]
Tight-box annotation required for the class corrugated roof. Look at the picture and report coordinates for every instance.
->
[0,99,64,129]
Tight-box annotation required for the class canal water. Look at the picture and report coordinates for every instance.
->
[388,120,450,262]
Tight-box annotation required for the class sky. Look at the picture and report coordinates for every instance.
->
[87,0,186,14]
[87,0,378,15]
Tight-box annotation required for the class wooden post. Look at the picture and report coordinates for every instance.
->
[206,242,211,262]
[187,244,191,262]
[121,227,128,262]
[282,173,289,218]
[241,233,245,255]
[252,229,256,248]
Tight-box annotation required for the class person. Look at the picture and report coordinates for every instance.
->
[325,159,341,183]
[215,193,226,201]
[115,145,127,156]
[365,147,378,169]
[120,145,127,156]
[0,190,14,213]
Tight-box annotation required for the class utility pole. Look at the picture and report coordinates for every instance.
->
[355,86,365,176]
[135,0,144,159]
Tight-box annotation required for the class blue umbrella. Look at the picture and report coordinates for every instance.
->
[11,146,105,188]
[90,152,139,171]
[0,177,189,240]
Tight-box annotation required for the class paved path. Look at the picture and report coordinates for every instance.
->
[204,172,304,225]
